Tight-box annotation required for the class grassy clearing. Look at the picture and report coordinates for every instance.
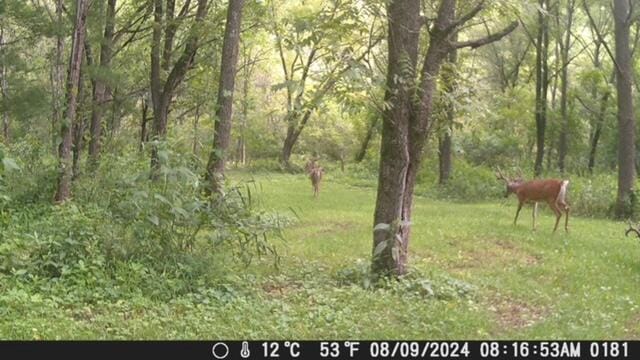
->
[1,172,639,339]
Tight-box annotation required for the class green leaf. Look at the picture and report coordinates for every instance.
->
[373,223,390,232]
[148,215,160,226]
[2,157,20,172]
[373,240,387,256]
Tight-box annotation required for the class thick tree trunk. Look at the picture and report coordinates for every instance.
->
[371,0,421,277]
[613,0,637,218]
[438,37,457,185]
[557,0,575,173]
[88,0,116,169]
[206,0,245,193]
[534,0,549,177]
[54,0,90,203]
[372,0,517,277]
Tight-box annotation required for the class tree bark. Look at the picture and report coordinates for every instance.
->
[205,0,245,193]
[51,0,66,151]
[557,0,575,173]
[150,0,209,177]
[438,34,457,185]
[0,26,8,142]
[355,115,378,163]
[88,0,116,169]
[54,0,90,203]
[372,0,517,277]
[140,95,150,152]
[613,0,636,218]
[534,0,549,177]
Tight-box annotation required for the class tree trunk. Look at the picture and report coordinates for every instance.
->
[372,0,420,277]
[588,89,610,173]
[372,0,517,277]
[438,36,457,185]
[205,0,245,193]
[0,26,8,142]
[534,0,549,177]
[72,59,87,180]
[140,96,150,152]
[355,115,378,163]
[88,0,116,169]
[51,0,65,151]
[54,0,90,203]
[557,0,575,173]
[149,0,209,177]
[189,103,199,155]
[613,0,637,218]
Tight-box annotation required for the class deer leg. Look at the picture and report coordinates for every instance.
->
[532,202,538,231]
[557,200,570,232]
[514,202,523,226]
[549,201,562,233]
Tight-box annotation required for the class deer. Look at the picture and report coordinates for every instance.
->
[496,167,570,232]
[305,159,324,198]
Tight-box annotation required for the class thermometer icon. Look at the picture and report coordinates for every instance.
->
[240,341,250,358]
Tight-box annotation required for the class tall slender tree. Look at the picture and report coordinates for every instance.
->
[534,0,550,177]
[88,0,116,169]
[54,0,90,203]
[557,0,575,173]
[149,0,209,177]
[613,0,636,218]
[205,0,246,193]
[438,32,457,185]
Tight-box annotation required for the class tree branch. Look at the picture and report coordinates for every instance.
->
[445,0,485,34]
[452,21,518,49]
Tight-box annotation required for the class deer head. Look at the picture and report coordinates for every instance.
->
[495,167,524,198]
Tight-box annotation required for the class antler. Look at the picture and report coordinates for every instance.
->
[625,222,640,238]
[515,167,524,181]
[495,166,508,182]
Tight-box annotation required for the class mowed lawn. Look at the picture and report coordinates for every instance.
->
[240,172,640,339]
[1,172,639,339]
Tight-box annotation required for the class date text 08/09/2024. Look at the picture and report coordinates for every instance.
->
[250,341,631,359]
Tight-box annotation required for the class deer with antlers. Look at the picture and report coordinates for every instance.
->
[306,159,324,198]
[496,167,570,232]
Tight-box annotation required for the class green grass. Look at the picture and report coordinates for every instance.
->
[1,172,639,339]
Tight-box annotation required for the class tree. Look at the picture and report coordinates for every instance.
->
[205,0,246,193]
[612,0,636,217]
[87,0,116,169]
[149,0,209,177]
[557,0,575,173]
[1,25,8,142]
[54,0,90,203]
[533,0,550,177]
[438,32,457,185]
[268,0,379,165]
[371,0,517,277]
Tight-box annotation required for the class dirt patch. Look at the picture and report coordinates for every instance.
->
[623,313,640,339]
[448,239,541,271]
[488,295,549,330]
[261,280,301,298]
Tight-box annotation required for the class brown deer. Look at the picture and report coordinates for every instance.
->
[306,160,324,198]
[496,168,570,232]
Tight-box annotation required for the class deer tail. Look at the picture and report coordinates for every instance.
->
[557,180,569,203]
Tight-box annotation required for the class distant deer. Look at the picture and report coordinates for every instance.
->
[306,159,324,198]
[496,167,570,232]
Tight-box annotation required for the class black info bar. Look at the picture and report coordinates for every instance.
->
[0,340,635,359]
